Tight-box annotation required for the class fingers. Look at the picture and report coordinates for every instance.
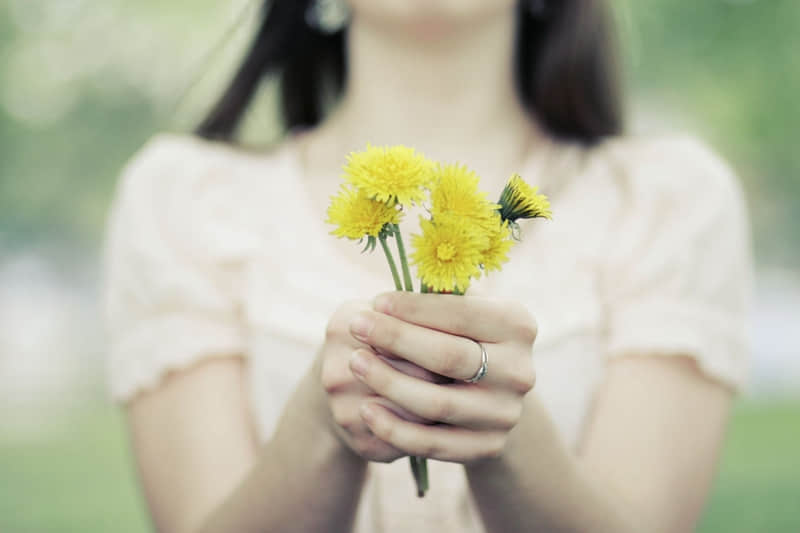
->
[321,347,435,426]
[360,403,508,463]
[330,391,432,435]
[328,394,408,464]
[377,355,452,385]
[350,309,535,387]
[350,310,491,381]
[350,348,523,431]
[372,292,538,345]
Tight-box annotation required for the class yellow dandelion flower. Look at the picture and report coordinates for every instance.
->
[326,186,402,240]
[411,216,485,293]
[480,216,515,274]
[430,163,500,233]
[343,144,434,206]
[498,173,552,222]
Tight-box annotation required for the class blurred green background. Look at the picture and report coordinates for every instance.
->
[0,0,798,531]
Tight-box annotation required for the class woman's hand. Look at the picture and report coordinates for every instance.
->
[319,300,447,464]
[346,292,537,463]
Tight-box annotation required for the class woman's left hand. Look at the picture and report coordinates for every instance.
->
[347,291,537,464]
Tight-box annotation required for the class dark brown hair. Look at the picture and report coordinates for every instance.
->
[196,0,623,144]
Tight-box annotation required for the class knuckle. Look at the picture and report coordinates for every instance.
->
[371,451,400,464]
[365,357,394,389]
[418,440,443,460]
[325,317,345,342]
[489,397,522,430]
[370,413,394,442]
[328,300,368,342]
[366,441,402,463]
[506,300,529,318]
[330,403,351,428]
[363,314,385,347]
[354,436,384,460]
[507,402,524,428]
[339,418,360,434]
[485,435,508,459]
[438,342,467,377]
[430,395,456,423]
[379,318,401,351]
[514,310,538,344]
[515,317,538,344]
[508,362,536,395]
[321,375,339,395]
[320,359,339,394]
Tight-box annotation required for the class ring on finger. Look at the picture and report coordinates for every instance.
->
[464,340,488,384]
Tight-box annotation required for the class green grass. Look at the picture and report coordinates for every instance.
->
[0,405,150,533]
[697,400,800,533]
[1,400,798,532]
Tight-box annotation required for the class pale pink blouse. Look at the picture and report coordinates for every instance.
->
[103,132,752,532]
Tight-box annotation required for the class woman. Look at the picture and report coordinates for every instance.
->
[104,1,752,532]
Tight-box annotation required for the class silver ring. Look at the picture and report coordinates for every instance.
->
[464,340,488,383]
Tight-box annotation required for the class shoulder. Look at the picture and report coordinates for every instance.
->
[107,133,294,262]
[116,132,290,198]
[112,131,297,218]
[588,133,748,219]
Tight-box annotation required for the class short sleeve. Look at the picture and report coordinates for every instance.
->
[600,135,754,390]
[102,134,252,402]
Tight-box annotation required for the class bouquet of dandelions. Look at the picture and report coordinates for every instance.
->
[326,145,551,497]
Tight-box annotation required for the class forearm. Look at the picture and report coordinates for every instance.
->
[199,368,368,533]
[464,393,636,533]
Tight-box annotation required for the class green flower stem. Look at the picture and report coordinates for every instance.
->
[409,455,430,498]
[411,455,428,497]
[409,456,422,495]
[409,284,465,495]
[390,224,428,496]
[393,224,414,293]
[379,234,403,292]
[418,456,429,495]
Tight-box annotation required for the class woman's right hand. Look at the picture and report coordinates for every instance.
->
[318,300,446,463]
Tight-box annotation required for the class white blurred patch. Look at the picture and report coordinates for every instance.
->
[0,249,102,440]
[749,268,800,397]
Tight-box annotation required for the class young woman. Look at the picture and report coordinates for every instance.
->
[104,1,752,532]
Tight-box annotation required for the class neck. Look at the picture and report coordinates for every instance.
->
[309,10,544,184]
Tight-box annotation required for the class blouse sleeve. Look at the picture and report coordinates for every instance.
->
[102,134,250,402]
[601,135,754,390]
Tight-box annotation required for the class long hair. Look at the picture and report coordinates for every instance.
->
[196,0,623,145]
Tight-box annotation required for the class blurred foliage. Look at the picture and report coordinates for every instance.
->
[620,0,799,267]
[0,0,797,264]
[698,400,800,532]
[0,405,151,533]
[0,0,256,249]
[0,400,797,532]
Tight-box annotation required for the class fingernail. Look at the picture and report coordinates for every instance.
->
[350,314,374,341]
[373,293,393,313]
[360,403,376,422]
[350,351,369,379]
